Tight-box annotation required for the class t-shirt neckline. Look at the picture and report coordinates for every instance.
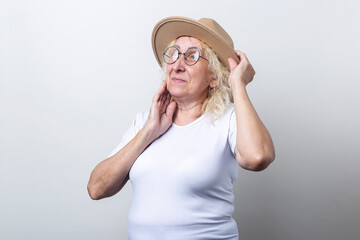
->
[172,114,205,128]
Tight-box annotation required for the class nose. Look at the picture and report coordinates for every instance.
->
[172,53,186,72]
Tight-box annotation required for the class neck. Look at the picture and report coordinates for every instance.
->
[173,98,205,126]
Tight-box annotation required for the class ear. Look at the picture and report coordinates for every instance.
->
[209,78,217,88]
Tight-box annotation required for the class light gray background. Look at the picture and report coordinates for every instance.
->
[1,0,359,239]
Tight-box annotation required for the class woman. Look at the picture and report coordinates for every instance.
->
[88,16,275,239]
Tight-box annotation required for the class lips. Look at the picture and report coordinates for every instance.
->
[172,77,186,83]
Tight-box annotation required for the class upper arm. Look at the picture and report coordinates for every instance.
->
[107,111,149,159]
[234,144,275,171]
[227,106,274,172]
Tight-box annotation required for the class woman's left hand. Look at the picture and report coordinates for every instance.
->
[228,50,255,89]
[228,51,275,171]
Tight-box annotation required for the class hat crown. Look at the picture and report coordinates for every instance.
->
[198,18,234,49]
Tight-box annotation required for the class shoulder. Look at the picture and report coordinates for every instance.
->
[132,110,149,133]
[134,110,149,124]
[212,104,235,125]
[201,104,235,131]
[224,104,235,118]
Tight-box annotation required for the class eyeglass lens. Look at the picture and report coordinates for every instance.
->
[163,47,200,65]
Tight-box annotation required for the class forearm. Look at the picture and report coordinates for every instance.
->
[87,81,176,200]
[87,128,154,199]
[232,83,275,171]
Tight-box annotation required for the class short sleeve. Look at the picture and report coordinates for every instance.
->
[106,111,149,158]
[227,107,237,156]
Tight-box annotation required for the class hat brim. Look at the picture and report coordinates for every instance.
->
[152,16,239,70]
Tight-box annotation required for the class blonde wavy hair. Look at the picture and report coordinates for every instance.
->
[160,39,233,121]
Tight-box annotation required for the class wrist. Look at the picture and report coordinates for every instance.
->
[230,78,246,92]
[138,127,156,146]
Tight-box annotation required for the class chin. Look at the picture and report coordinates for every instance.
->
[168,88,186,99]
[169,91,184,99]
[167,83,184,94]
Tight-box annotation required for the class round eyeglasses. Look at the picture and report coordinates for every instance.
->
[163,46,208,66]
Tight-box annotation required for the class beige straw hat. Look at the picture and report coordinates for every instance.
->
[151,16,239,70]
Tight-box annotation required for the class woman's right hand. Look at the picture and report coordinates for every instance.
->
[143,81,177,142]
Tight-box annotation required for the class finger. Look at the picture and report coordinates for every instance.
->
[164,92,171,106]
[163,88,171,104]
[153,84,166,103]
[161,81,169,101]
[160,88,166,103]
[228,57,238,72]
[161,80,167,90]
[160,92,170,113]
[165,101,177,118]
[234,50,250,63]
[156,81,169,103]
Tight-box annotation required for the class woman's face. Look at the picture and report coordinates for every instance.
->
[166,37,215,103]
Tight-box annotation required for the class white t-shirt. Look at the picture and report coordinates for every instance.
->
[109,105,239,240]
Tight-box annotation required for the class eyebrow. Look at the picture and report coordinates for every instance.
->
[174,45,200,51]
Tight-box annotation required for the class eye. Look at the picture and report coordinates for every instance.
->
[163,46,180,64]
[185,49,199,62]
[171,50,179,61]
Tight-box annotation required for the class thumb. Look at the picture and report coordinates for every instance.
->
[166,101,177,118]
[228,58,238,72]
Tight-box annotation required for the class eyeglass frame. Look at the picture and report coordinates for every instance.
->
[162,46,209,66]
